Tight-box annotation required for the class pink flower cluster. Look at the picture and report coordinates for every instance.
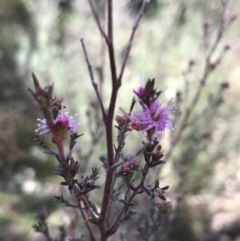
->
[131,100,175,139]
[125,83,175,140]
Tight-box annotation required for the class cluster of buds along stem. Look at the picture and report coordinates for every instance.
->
[30,74,82,143]
[117,159,140,177]
[75,168,101,195]
[54,158,81,194]
[143,180,169,201]
[143,140,166,168]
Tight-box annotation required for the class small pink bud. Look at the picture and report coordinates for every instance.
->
[115,115,126,125]
[54,116,69,135]
[86,179,95,186]
[154,187,165,197]
[119,163,131,176]
[55,116,69,128]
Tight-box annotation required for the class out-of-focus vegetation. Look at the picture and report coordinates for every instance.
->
[1,0,240,240]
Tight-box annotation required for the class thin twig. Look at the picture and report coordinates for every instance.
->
[118,0,148,87]
[110,159,126,170]
[106,0,118,87]
[81,195,100,224]
[163,3,231,163]
[74,185,100,224]
[205,5,226,65]
[88,0,109,43]
[80,38,107,122]
[77,200,97,241]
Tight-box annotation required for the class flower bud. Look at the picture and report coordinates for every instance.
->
[152,150,164,162]
[115,115,126,125]
[86,179,95,186]
[128,159,140,170]
[54,116,69,135]
[154,187,165,197]
[119,163,131,176]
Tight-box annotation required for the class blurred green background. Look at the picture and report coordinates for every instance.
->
[1,0,240,240]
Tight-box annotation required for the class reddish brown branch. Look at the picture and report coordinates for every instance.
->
[106,1,118,87]
[98,1,120,240]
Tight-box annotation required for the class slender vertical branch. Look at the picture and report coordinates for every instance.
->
[88,0,109,42]
[77,200,97,241]
[118,0,148,87]
[163,3,231,163]
[98,1,119,240]
[205,3,226,65]
[86,0,148,240]
[106,0,118,86]
[80,38,107,122]
[84,1,119,238]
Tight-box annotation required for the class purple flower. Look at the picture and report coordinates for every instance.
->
[129,100,175,140]
[36,112,82,136]
[133,86,146,98]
